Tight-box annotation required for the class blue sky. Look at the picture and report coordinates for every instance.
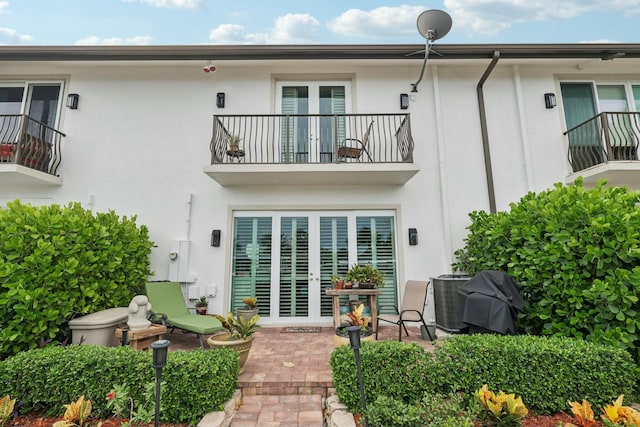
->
[1,0,639,46]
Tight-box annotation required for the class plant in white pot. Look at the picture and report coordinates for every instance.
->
[345,264,385,289]
[236,297,258,323]
[334,304,374,346]
[208,312,260,374]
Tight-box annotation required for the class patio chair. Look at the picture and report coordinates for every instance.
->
[145,281,225,348]
[337,120,374,161]
[375,280,433,341]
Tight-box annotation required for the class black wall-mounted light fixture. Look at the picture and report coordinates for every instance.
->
[66,93,79,109]
[400,93,409,110]
[211,229,221,247]
[408,228,418,246]
[216,92,225,108]
[544,93,556,109]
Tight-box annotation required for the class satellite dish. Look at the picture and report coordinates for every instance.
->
[411,9,452,92]
[416,9,452,42]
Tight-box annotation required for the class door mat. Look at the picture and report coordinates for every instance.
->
[281,327,322,333]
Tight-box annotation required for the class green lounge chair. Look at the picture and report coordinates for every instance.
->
[145,281,224,348]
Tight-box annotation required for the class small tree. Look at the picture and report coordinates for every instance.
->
[0,200,154,358]
[453,178,640,361]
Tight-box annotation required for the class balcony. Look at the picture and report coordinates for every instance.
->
[565,112,640,188]
[204,113,419,186]
[0,114,64,186]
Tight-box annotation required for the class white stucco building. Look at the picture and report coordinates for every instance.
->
[1,43,639,326]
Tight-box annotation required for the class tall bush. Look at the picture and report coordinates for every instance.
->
[0,200,154,358]
[452,179,640,359]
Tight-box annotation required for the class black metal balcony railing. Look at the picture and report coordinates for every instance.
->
[0,114,65,175]
[210,114,414,165]
[564,112,640,173]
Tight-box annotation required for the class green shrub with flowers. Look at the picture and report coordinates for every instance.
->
[0,344,238,424]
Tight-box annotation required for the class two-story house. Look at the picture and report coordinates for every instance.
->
[1,43,639,326]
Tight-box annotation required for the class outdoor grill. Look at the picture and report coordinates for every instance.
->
[457,270,524,335]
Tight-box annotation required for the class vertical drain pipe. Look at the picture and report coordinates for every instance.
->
[476,50,500,214]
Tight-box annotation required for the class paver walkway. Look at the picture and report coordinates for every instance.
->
[167,325,436,427]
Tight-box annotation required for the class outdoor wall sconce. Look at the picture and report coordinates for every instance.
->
[400,93,409,110]
[544,93,556,109]
[66,93,79,109]
[408,228,418,246]
[211,229,221,247]
[216,92,225,108]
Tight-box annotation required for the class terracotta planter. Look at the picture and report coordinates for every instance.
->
[195,305,208,315]
[207,333,255,374]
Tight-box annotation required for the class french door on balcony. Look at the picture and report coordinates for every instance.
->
[229,210,398,325]
[561,82,640,171]
[276,81,351,163]
[0,83,62,126]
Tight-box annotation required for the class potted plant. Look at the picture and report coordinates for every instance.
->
[195,296,208,315]
[345,264,385,289]
[228,135,242,151]
[331,274,344,289]
[334,303,375,346]
[208,312,261,374]
[237,297,258,323]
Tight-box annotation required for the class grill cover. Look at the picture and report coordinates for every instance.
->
[458,270,523,335]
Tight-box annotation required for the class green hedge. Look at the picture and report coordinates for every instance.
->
[0,345,238,424]
[452,180,640,361]
[431,334,637,413]
[0,200,154,358]
[330,334,638,414]
[330,340,428,412]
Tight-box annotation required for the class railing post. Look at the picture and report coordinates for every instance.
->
[601,113,614,161]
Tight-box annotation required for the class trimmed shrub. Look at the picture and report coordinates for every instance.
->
[330,334,637,416]
[329,340,427,412]
[452,179,640,361]
[430,334,638,414]
[366,393,475,427]
[0,345,238,424]
[0,200,154,358]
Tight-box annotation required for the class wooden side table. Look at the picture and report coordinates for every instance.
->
[115,324,167,351]
[325,288,382,333]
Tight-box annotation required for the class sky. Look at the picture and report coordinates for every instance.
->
[0,0,639,46]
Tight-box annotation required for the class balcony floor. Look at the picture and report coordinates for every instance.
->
[566,160,640,189]
[204,162,420,186]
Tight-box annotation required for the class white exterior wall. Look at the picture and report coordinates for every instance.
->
[1,55,631,321]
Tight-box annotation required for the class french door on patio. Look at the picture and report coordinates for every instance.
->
[230,210,398,325]
[276,81,351,163]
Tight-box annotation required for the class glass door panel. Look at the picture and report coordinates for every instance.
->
[355,216,398,312]
[560,82,603,171]
[319,216,349,317]
[279,217,309,317]
[597,85,635,158]
[230,217,273,316]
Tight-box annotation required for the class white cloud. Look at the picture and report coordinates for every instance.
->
[0,27,32,43]
[327,5,426,38]
[209,13,319,44]
[75,35,153,45]
[121,0,203,9]
[0,2,9,14]
[444,0,640,35]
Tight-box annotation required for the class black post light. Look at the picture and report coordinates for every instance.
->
[347,325,369,427]
[151,339,171,427]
